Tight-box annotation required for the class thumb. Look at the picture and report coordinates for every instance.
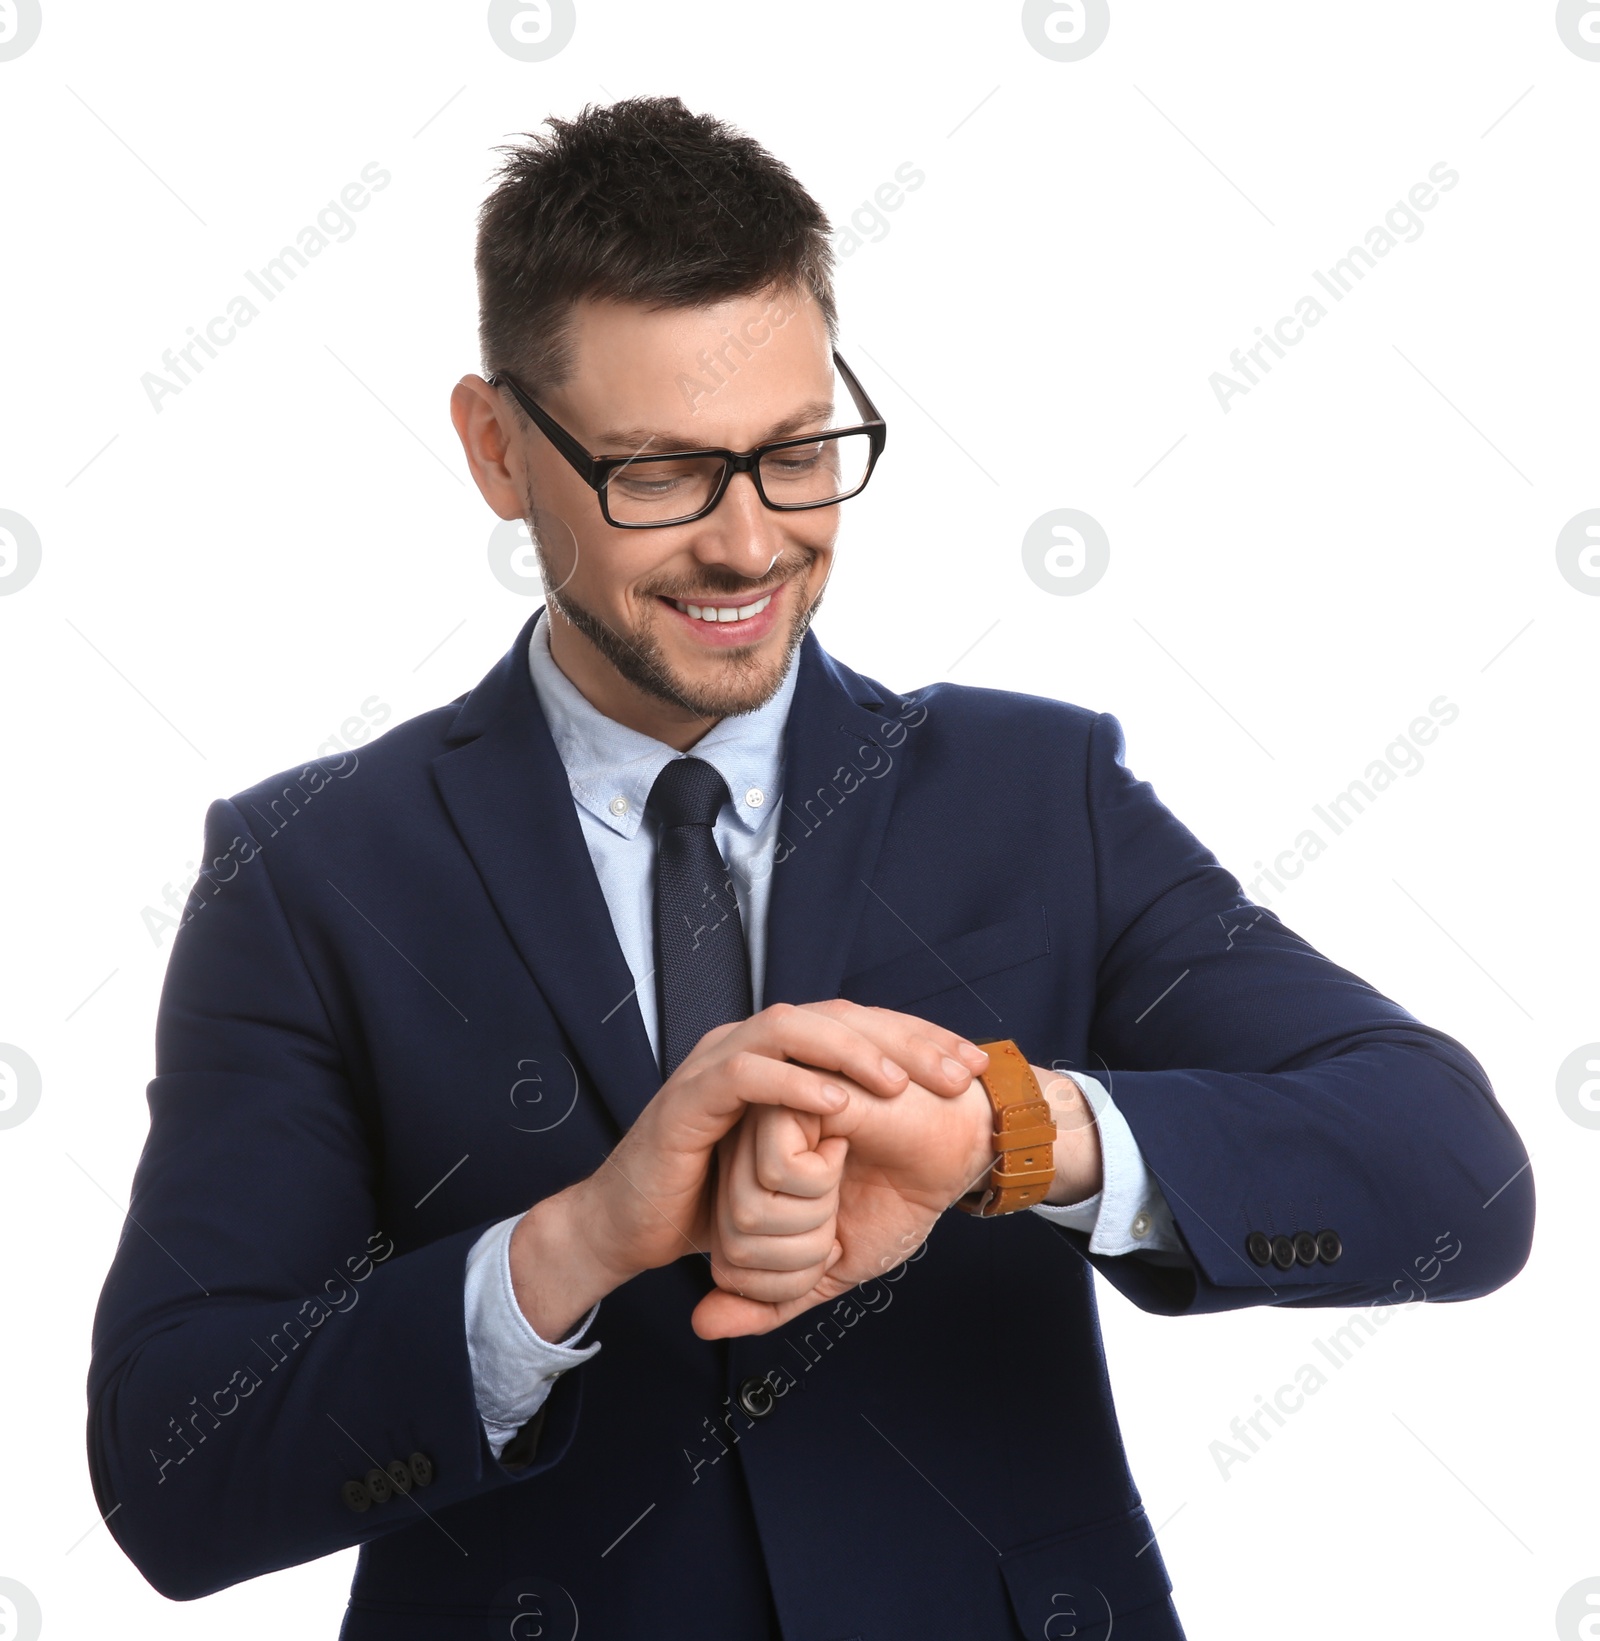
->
[691,1287,787,1340]
[817,1135,849,1178]
[691,1255,846,1340]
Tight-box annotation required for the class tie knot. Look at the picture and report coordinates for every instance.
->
[648,757,731,830]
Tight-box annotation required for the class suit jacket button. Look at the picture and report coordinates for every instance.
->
[736,1376,775,1419]
[386,1459,413,1495]
[1293,1231,1319,1266]
[1246,1231,1272,1266]
[409,1451,435,1488]
[1316,1228,1343,1264]
[1270,1234,1296,1270]
[341,1479,372,1513]
[364,1467,393,1505]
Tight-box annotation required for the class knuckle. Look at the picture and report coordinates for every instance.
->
[729,1200,766,1236]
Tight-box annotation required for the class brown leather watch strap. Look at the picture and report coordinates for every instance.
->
[956,1039,1057,1217]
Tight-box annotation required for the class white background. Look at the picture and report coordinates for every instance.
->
[2,2,1597,1637]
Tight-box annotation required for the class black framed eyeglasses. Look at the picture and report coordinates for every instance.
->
[486,349,887,529]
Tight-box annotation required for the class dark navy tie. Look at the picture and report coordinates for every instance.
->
[648,757,753,1078]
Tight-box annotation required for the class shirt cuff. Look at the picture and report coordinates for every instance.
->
[464,1213,603,1459]
[1028,1072,1184,1256]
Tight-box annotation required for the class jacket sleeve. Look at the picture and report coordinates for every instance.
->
[86,798,583,1601]
[1039,712,1534,1318]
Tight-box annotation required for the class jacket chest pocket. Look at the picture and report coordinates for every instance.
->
[840,905,1051,1018]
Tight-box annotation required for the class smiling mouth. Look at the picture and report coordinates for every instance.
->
[668,592,775,624]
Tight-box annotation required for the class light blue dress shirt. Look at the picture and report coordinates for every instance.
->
[464,617,1182,1457]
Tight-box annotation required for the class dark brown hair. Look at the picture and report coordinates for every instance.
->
[476,95,838,403]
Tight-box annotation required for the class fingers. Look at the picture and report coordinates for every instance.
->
[794,1001,989,1098]
[716,1054,856,1119]
[707,1241,841,1306]
[664,1002,986,1144]
[710,1109,845,1303]
[753,1110,841,1200]
[713,1127,838,1290]
[723,1112,838,1237]
[719,1003,918,1099]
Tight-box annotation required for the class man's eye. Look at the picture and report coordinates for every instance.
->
[767,447,827,474]
[614,469,694,497]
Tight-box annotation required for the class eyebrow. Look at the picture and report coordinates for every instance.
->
[593,398,838,455]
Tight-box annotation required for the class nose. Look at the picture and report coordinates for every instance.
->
[689,468,786,580]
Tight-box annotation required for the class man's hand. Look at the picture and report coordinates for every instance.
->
[506,1003,987,1343]
[694,1051,1105,1339]
[694,1068,992,1337]
[703,1103,849,1305]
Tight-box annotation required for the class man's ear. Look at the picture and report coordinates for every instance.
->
[451,374,526,521]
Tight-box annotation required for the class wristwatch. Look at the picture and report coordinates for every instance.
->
[955,1039,1058,1216]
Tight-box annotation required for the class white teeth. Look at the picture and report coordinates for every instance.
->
[672,593,772,624]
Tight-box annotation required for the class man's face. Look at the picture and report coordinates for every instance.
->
[515,286,841,721]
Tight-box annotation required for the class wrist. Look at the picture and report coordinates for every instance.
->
[508,1180,633,1342]
[1036,1069,1104,1205]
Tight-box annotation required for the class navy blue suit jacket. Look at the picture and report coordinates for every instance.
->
[88,615,1532,1640]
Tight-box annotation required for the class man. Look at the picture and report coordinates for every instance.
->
[88,97,1533,1640]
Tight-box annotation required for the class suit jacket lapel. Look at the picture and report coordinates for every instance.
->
[763,632,907,1008]
[432,613,661,1136]
[431,619,908,1131]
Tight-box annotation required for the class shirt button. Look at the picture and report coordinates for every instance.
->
[1131,1210,1152,1240]
[608,796,629,817]
[744,787,765,809]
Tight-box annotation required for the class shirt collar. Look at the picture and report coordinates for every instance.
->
[526,613,798,841]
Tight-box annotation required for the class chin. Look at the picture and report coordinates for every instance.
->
[665,645,792,718]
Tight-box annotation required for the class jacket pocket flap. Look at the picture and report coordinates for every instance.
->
[999,1505,1173,1640]
[840,906,1051,1011]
